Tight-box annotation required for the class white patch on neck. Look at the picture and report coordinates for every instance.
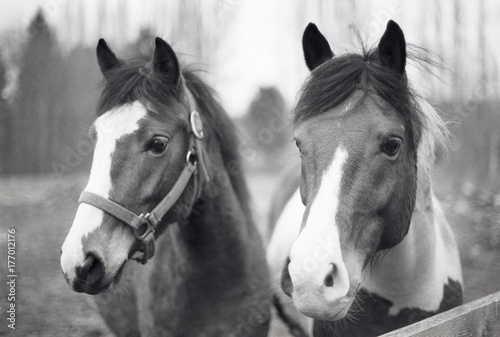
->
[362,193,462,315]
[61,102,148,276]
[267,189,304,268]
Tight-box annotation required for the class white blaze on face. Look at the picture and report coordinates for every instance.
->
[288,146,350,317]
[60,102,148,279]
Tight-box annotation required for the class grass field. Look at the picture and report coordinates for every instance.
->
[0,165,499,336]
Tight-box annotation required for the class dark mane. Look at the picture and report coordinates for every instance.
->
[294,47,435,150]
[183,70,253,220]
[97,58,253,221]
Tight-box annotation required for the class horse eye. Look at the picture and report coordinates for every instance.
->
[148,136,169,154]
[382,138,401,156]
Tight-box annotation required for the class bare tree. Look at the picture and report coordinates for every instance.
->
[11,11,65,173]
[0,55,10,174]
[452,0,463,101]
[478,0,487,97]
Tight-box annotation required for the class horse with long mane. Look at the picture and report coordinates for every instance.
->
[60,37,270,336]
[267,21,463,336]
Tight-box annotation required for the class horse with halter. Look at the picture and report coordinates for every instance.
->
[267,21,463,336]
[60,37,270,336]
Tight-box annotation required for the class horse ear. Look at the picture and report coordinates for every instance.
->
[378,20,406,77]
[153,37,180,85]
[96,39,121,77]
[302,23,334,71]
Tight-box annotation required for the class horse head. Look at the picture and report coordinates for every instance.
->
[281,21,423,320]
[60,37,209,294]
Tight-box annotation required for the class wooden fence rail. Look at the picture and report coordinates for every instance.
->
[382,291,500,337]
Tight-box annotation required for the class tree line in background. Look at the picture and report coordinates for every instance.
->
[0,11,292,176]
[0,8,498,193]
[0,12,100,175]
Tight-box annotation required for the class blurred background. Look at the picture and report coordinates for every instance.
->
[0,0,499,336]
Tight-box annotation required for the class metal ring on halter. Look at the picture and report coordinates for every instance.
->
[131,213,155,241]
[186,150,198,165]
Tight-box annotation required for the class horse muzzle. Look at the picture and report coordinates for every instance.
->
[281,252,356,321]
[61,250,127,295]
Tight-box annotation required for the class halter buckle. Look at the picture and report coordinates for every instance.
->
[131,213,156,264]
[132,213,155,241]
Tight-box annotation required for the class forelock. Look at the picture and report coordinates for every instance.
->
[293,48,425,151]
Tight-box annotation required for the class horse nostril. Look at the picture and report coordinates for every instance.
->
[323,263,336,287]
[76,253,105,286]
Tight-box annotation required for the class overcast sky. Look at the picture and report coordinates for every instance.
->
[1,0,499,116]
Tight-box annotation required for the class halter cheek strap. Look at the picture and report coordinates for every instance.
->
[78,155,198,263]
[190,111,210,183]
[78,85,209,264]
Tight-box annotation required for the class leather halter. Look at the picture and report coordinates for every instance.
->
[78,85,210,264]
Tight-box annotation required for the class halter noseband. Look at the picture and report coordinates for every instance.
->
[78,85,209,264]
